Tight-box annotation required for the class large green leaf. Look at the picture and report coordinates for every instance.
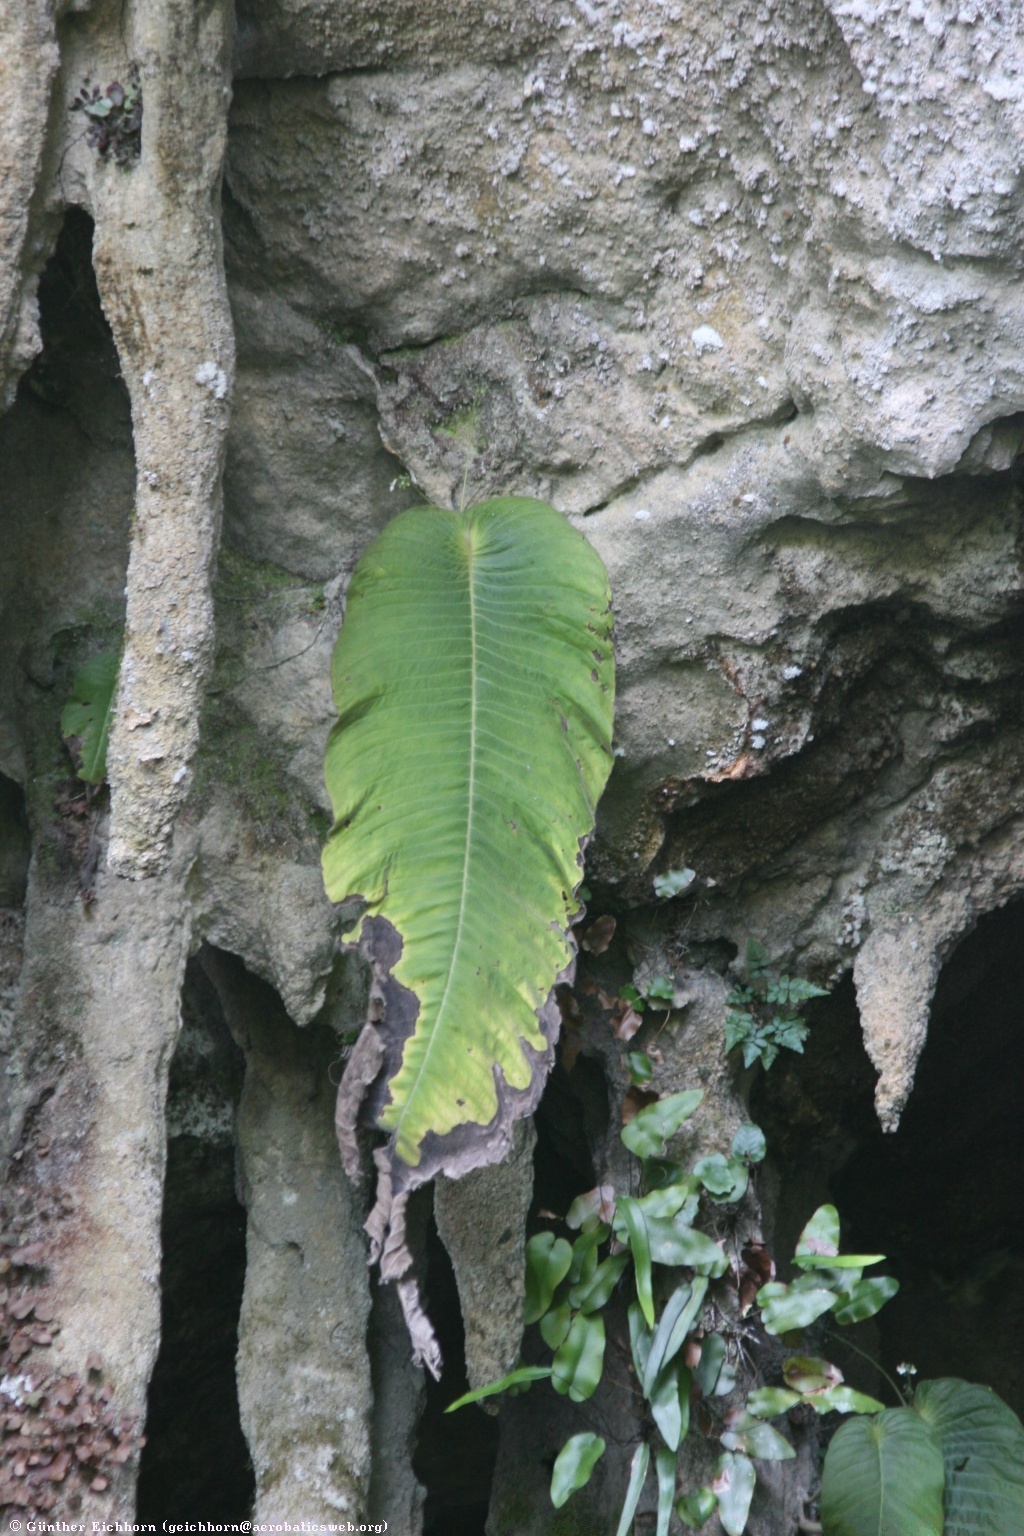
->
[820,1408,945,1536]
[914,1377,1024,1536]
[61,651,120,785]
[327,497,613,1163]
[326,499,614,1365]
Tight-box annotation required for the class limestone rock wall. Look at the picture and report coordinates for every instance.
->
[1,0,1023,1530]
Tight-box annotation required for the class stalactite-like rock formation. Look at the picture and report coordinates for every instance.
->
[2,1,1024,1529]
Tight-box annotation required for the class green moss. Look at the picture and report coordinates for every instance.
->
[488,1491,533,1534]
[322,316,374,353]
[193,707,320,856]
[436,390,488,452]
[214,545,312,604]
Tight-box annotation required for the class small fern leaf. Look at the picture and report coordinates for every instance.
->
[61,652,120,785]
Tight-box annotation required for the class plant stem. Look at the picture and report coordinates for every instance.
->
[824,1329,905,1405]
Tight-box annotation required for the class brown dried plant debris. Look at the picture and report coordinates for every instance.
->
[0,1186,143,1513]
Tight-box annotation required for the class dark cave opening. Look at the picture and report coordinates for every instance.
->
[411,1053,609,1536]
[415,1232,496,1536]
[136,958,255,1521]
[755,905,1024,1418]
[25,205,116,379]
[835,902,1024,1416]
[532,1051,611,1222]
[414,1204,501,1536]
[0,775,30,906]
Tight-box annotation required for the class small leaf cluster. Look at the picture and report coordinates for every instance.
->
[652,866,696,899]
[450,1108,913,1533]
[0,1188,142,1513]
[724,940,828,1070]
[70,79,142,165]
[450,1094,775,1535]
[758,1202,898,1337]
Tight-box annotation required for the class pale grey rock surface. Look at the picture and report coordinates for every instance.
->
[435,1117,537,1396]
[1,0,1024,1527]
[205,950,374,1523]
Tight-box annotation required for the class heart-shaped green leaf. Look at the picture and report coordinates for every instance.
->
[693,1153,749,1204]
[913,1377,1024,1536]
[552,1312,606,1402]
[676,1488,717,1529]
[820,1408,944,1536]
[783,1357,842,1394]
[540,1299,571,1351]
[794,1204,840,1263]
[620,1091,704,1158]
[731,1123,767,1164]
[639,1216,728,1276]
[551,1432,606,1508]
[635,1179,700,1224]
[524,1233,573,1325]
[713,1453,756,1536]
[61,651,120,785]
[326,496,614,1180]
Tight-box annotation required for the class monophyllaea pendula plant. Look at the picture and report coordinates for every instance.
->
[322,497,615,1371]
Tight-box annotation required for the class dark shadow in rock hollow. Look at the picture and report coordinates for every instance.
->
[136,958,255,1521]
[414,1200,500,1536]
[755,912,1024,1419]
[834,901,1024,1417]
[0,775,30,906]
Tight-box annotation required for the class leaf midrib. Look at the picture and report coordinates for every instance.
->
[392,526,481,1148]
